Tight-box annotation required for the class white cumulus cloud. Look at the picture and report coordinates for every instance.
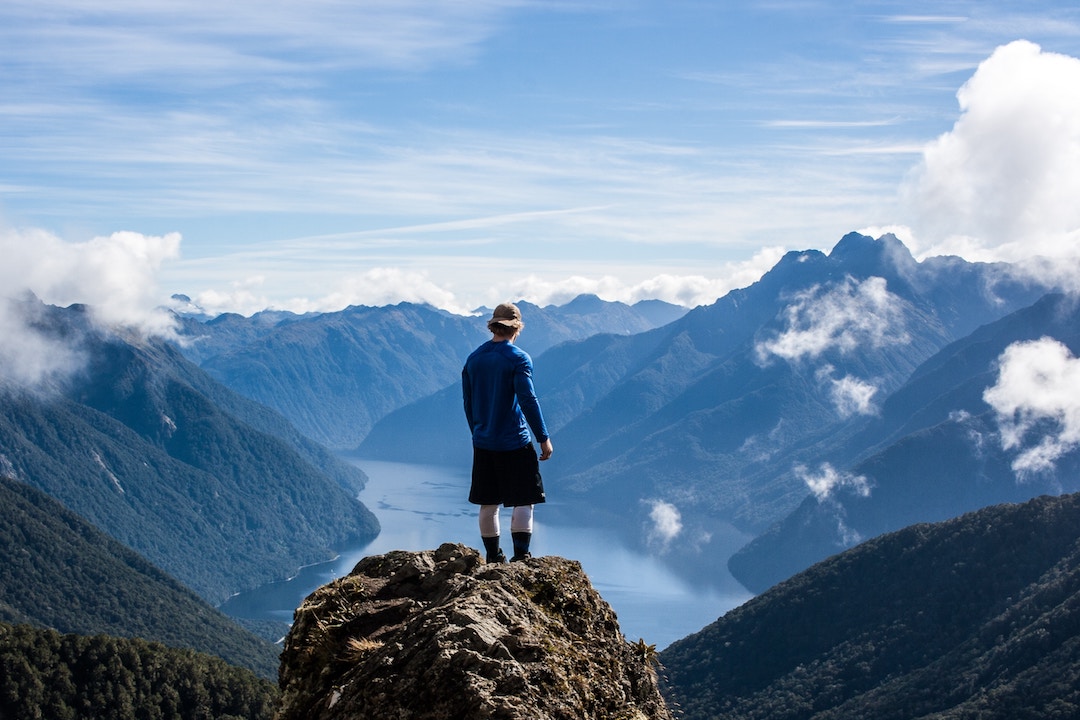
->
[903,41,1080,274]
[983,337,1080,476]
[1,227,180,333]
[756,275,908,363]
[0,227,180,389]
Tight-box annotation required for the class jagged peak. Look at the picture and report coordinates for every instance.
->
[829,231,917,273]
[829,230,876,256]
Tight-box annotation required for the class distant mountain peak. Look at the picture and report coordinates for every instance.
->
[830,230,875,253]
[829,231,917,276]
[561,293,607,312]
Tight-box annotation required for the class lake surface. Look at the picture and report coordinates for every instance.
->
[222,459,753,649]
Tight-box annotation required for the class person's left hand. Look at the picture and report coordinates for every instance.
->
[539,438,554,461]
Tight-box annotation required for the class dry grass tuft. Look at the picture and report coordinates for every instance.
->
[343,636,384,662]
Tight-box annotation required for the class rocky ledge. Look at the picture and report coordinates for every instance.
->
[276,543,673,720]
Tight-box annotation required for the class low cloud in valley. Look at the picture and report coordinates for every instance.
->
[756,276,908,363]
[797,463,871,502]
[984,336,1080,476]
[645,500,683,550]
[818,365,880,418]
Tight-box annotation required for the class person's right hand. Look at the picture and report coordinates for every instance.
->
[539,438,553,461]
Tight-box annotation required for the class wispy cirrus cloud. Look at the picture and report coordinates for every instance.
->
[3,3,1080,316]
[0,0,519,81]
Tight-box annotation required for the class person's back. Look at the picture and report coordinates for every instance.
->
[461,303,553,563]
[463,339,542,452]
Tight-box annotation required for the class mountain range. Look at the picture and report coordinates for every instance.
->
[5,233,1080,715]
[174,295,686,449]
[164,231,1080,603]
[355,233,1055,581]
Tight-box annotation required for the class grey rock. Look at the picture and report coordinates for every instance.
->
[277,543,673,720]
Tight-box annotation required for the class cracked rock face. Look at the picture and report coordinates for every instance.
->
[276,543,673,720]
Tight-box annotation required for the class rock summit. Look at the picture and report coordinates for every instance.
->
[276,543,673,720]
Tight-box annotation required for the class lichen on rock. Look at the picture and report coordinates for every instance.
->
[276,542,673,720]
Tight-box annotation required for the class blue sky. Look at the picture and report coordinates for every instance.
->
[2,0,1080,317]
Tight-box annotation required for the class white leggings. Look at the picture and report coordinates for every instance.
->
[479,504,533,537]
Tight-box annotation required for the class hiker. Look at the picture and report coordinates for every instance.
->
[462,302,553,563]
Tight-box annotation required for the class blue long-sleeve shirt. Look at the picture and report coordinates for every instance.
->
[462,339,550,451]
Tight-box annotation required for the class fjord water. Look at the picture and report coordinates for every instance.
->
[223,459,753,649]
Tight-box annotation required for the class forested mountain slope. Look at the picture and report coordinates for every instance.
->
[0,476,279,677]
[0,622,278,719]
[662,492,1080,720]
[0,298,378,604]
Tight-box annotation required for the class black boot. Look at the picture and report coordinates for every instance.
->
[482,535,506,564]
[511,532,532,562]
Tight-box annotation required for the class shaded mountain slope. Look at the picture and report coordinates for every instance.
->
[731,292,1080,592]
[0,476,279,677]
[662,492,1080,720]
[193,303,488,449]
[0,299,378,604]
[357,327,669,465]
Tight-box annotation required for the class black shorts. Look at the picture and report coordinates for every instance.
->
[469,444,546,506]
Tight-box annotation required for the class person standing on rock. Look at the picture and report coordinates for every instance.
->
[462,302,553,563]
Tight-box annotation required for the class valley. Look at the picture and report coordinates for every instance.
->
[4,231,1080,718]
[221,458,754,649]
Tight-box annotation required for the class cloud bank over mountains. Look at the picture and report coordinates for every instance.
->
[0,228,179,389]
[2,229,180,333]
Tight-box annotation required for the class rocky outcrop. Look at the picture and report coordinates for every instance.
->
[276,543,673,720]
